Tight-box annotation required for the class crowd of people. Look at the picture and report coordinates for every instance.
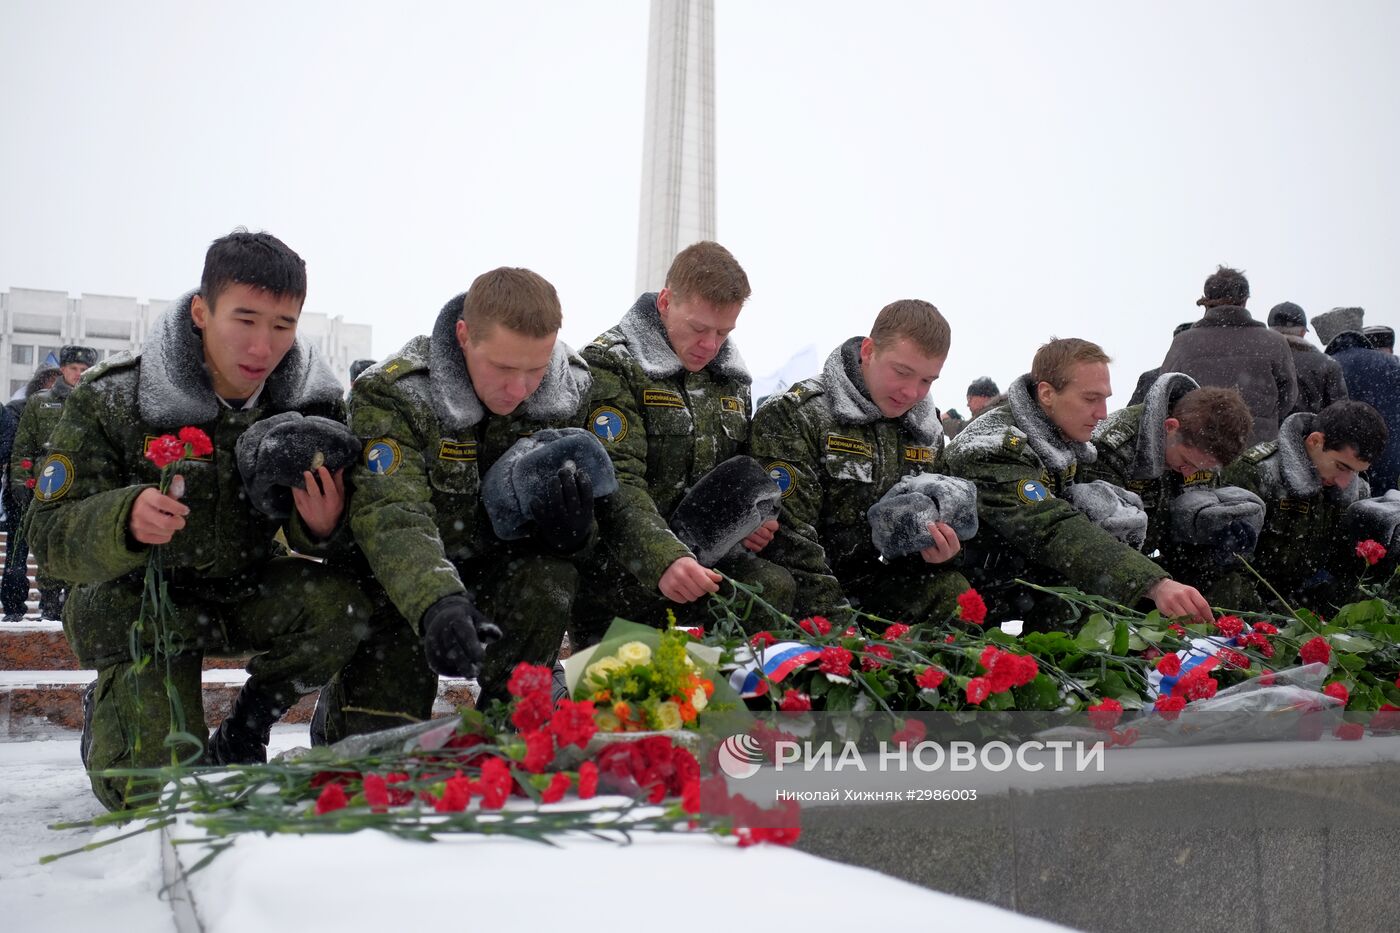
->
[6,232,1398,810]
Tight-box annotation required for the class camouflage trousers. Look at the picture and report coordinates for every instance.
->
[315,551,581,742]
[571,548,796,644]
[73,557,372,811]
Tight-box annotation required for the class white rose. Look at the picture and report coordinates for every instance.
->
[654,701,683,731]
[691,686,708,712]
[586,656,626,684]
[617,641,653,666]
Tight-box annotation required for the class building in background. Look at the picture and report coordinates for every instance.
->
[0,287,371,398]
[635,0,716,295]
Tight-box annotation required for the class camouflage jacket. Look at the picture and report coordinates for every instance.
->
[1222,411,1371,607]
[9,378,75,503]
[582,293,752,589]
[347,295,593,630]
[26,293,348,591]
[1083,373,1217,562]
[942,375,1168,605]
[749,337,947,615]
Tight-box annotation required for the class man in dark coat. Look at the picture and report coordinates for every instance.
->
[1267,301,1348,416]
[1128,322,1195,407]
[1314,307,1400,493]
[1160,267,1297,444]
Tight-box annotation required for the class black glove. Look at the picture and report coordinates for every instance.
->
[420,593,503,678]
[531,466,595,554]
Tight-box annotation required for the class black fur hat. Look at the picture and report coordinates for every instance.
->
[867,473,979,559]
[482,428,618,541]
[1064,480,1149,551]
[1348,489,1400,553]
[60,345,99,367]
[1168,486,1266,565]
[669,456,780,566]
[235,412,362,518]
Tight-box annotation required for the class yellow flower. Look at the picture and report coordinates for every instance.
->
[586,656,626,685]
[617,641,652,666]
[653,701,683,731]
[691,686,708,712]
[595,710,622,732]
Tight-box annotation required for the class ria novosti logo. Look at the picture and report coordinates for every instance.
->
[716,734,765,779]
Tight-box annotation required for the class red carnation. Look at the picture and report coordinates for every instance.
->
[144,433,185,469]
[1241,632,1275,658]
[779,690,812,712]
[915,666,946,690]
[511,691,552,733]
[1370,705,1400,735]
[1299,636,1331,667]
[883,622,911,641]
[979,644,1000,670]
[1155,654,1182,677]
[681,778,701,815]
[965,677,991,705]
[1259,670,1276,686]
[1335,721,1366,741]
[540,772,571,804]
[861,644,893,671]
[1217,648,1251,670]
[751,631,777,648]
[315,782,348,815]
[1172,668,1219,701]
[1110,727,1139,747]
[385,773,414,806]
[548,699,598,750]
[1356,539,1387,566]
[1168,622,1187,636]
[957,588,987,625]
[1323,682,1350,707]
[1252,622,1279,635]
[577,761,599,799]
[507,663,554,700]
[177,426,214,458]
[798,616,832,637]
[435,773,472,812]
[24,478,35,489]
[891,717,927,747]
[944,634,956,643]
[521,731,555,773]
[476,757,513,810]
[1087,698,1124,732]
[819,646,853,677]
[1215,615,1244,639]
[19,458,31,470]
[362,773,389,813]
[1154,694,1186,721]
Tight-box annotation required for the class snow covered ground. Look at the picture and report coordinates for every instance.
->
[1,727,1075,933]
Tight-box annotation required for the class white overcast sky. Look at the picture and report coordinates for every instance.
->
[3,1,1398,411]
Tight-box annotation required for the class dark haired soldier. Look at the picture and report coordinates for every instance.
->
[574,241,794,638]
[965,377,1000,419]
[27,230,371,809]
[1,366,61,620]
[1160,265,1297,443]
[1223,400,1387,611]
[10,345,98,619]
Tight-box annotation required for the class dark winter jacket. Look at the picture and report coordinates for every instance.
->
[1283,335,1348,416]
[1160,306,1298,445]
[1328,332,1400,493]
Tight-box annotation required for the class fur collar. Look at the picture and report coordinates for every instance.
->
[616,293,750,384]
[1270,412,1366,503]
[427,293,592,433]
[1006,375,1097,472]
[1197,305,1263,328]
[820,337,943,446]
[138,291,344,429]
[1128,372,1199,480]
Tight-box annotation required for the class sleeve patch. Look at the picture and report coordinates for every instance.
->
[35,454,75,502]
[590,406,628,444]
[766,461,797,498]
[1016,479,1050,504]
[364,438,402,475]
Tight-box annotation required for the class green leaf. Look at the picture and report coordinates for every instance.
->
[826,684,855,712]
[1330,634,1377,654]
[1074,613,1115,651]
[1023,631,1076,656]
[1112,621,1130,656]
[808,675,829,698]
[1136,628,1167,645]
[1336,653,1368,672]
[1014,674,1062,710]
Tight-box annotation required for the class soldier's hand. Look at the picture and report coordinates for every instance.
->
[658,556,722,603]
[291,466,345,541]
[1147,579,1213,624]
[531,466,595,554]
[919,521,962,565]
[742,519,779,553]
[420,593,503,678]
[130,481,190,546]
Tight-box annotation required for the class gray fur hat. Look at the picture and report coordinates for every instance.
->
[482,428,618,541]
[669,456,780,566]
[1347,489,1400,553]
[60,345,99,368]
[1063,481,1149,551]
[235,412,362,518]
[866,473,979,560]
[1313,307,1365,349]
[1168,486,1266,564]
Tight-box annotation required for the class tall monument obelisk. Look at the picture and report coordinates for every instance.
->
[635,0,716,295]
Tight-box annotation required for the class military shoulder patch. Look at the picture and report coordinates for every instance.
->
[904,445,935,464]
[439,439,477,462]
[642,388,685,409]
[35,454,75,502]
[1016,478,1051,504]
[1003,430,1026,453]
[826,433,874,458]
[766,460,797,498]
[720,396,743,413]
[590,406,628,443]
[1243,441,1277,465]
[364,438,402,475]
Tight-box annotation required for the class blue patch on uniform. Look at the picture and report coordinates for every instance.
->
[1017,479,1049,504]
[590,406,627,444]
[35,454,74,502]
[767,462,796,498]
[364,439,401,476]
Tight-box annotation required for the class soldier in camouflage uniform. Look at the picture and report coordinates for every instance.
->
[27,232,372,810]
[750,300,970,624]
[9,345,98,619]
[317,268,597,741]
[1084,376,1255,600]
[943,338,1214,626]
[1221,400,1386,612]
[575,242,794,638]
